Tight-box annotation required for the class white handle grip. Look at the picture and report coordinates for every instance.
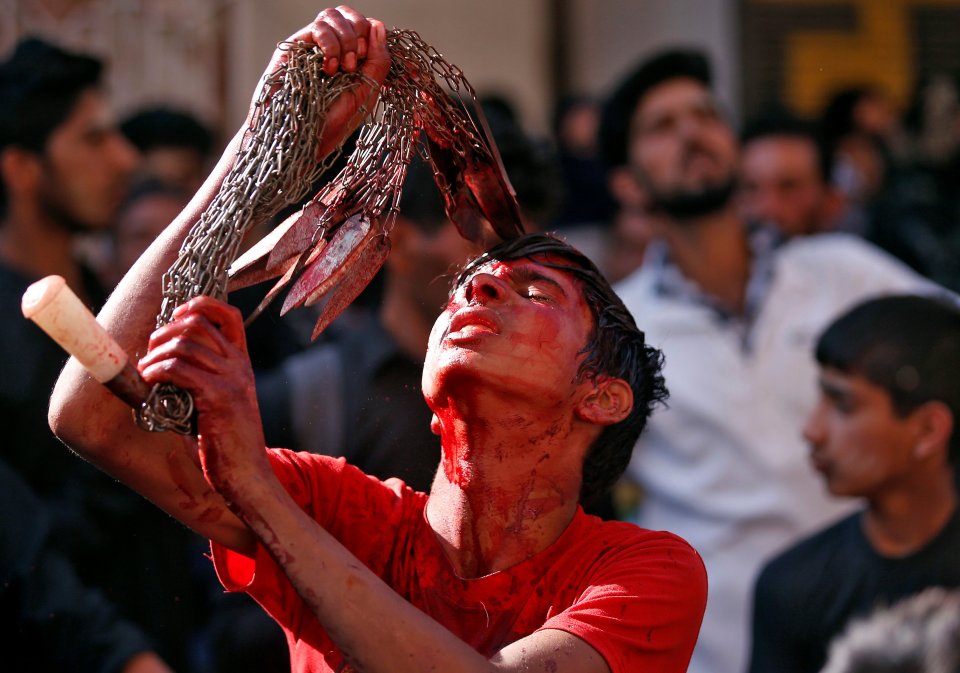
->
[21,275,128,383]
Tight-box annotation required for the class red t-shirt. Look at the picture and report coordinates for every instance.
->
[211,449,707,673]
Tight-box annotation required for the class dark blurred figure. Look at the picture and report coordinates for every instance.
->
[821,587,960,673]
[0,38,212,673]
[860,74,960,293]
[107,179,190,286]
[0,458,173,673]
[479,93,563,230]
[820,86,904,239]
[0,35,132,553]
[200,593,290,673]
[550,95,618,229]
[750,295,960,673]
[546,95,619,277]
[120,107,216,194]
[738,111,844,238]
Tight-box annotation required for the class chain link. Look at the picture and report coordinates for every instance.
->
[137,29,510,433]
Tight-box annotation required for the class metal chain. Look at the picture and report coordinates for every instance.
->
[136,29,506,433]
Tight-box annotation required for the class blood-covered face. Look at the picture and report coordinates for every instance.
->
[422,255,594,411]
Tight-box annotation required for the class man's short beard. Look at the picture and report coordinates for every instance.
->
[38,168,101,235]
[650,176,737,221]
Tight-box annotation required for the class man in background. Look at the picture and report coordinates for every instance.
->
[0,37,211,673]
[737,112,844,237]
[600,47,935,673]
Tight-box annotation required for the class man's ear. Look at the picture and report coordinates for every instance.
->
[0,146,42,198]
[911,400,954,463]
[576,376,634,426]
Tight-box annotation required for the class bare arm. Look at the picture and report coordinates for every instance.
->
[48,7,390,553]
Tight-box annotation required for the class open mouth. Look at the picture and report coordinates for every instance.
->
[445,309,500,340]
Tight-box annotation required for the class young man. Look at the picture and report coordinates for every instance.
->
[49,8,706,673]
[0,36,202,672]
[0,457,172,673]
[749,294,960,673]
[599,48,935,673]
[0,37,138,498]
[737,113,844,238]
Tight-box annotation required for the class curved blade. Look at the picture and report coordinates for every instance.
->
[280,213,374,316]
[307,234,391,340]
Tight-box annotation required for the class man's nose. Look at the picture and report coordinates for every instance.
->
[464,272,506,304]
[802,404,825,447]
[677,111,707,139]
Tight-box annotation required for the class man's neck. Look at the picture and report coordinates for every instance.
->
[425,388,588,578]
[658,208,751,315]
[0,205,86,298]
[863,469,958,558]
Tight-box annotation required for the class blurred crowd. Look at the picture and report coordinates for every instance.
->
[2,18,960,673]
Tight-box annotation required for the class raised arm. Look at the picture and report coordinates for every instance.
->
[48,7,390,553]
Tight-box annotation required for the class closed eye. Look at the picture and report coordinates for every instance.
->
[521,285,555,303]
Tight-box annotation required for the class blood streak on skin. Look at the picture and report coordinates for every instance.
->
[439,419,471,487]
[166,448,200,511]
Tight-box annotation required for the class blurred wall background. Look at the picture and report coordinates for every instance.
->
[0,0,739,141]
[2,0,958,147]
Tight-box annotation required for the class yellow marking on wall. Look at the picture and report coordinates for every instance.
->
[756,0,960,115]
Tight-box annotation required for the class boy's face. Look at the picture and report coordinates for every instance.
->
[803,367,919,497]
[422,254,594,411]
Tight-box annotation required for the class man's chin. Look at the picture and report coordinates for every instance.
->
[656,179,736,220]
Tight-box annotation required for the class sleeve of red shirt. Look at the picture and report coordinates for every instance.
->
[541,530,708,673]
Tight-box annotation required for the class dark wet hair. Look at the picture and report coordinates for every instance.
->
[598,48,712,170]
[0,37,103,214]
[816,294,960,464]
[454,232,668,503]
[741,110,834,184]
